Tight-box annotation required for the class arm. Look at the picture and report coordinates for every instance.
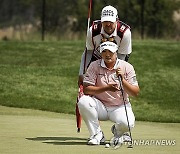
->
[78,50,93,86]
[78,26,94,86]
[83,83,119,95]
[78,49,93,76]
[83,60,120,95]
[116,67,140,97]
[117,28,132,62]
[121,78,139,97]
[79,32,94,76]
[117,53,130,62]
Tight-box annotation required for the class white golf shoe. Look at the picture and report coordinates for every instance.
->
[88,131,105,145]
[110,136,124,149]
[123,132,132,142]
[111,124,132,142]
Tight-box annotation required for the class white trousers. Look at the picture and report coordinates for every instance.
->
[78,95,135,137]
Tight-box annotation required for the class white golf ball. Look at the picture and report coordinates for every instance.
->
[105,143,110,148]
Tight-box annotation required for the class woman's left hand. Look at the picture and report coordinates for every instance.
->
[116,68,124,80]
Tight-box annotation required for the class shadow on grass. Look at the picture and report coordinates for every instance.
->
[26,136,87,145]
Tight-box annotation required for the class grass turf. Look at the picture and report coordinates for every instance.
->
[0,40,179,122]
[0,105,179,154]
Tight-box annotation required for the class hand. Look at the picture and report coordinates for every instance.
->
[116,68,124,80]
[78,75,84,87]
[107,83,120,92]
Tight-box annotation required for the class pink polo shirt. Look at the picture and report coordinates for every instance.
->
[83,59,138,107]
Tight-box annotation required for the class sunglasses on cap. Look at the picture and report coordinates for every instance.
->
[101,37,117,44]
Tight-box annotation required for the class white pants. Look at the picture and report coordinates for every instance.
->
[78,95,135,137]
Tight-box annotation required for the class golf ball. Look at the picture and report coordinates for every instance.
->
[105,143,110,148]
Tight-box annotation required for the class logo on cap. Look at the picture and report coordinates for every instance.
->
[102,9,114,17]
[101,5,118,22]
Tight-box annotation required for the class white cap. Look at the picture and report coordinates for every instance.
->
[101,5,118,22]
[100,41,118,53]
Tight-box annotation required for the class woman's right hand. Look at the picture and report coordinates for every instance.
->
[107,83,120,92]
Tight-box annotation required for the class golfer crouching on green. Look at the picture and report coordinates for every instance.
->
[78,41,140,146]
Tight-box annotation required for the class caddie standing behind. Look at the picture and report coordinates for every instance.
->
[78,5,132,86]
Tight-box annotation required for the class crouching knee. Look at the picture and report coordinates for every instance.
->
[122,120,134,130]
[78,95,88,108]
[117,119,135,133]
[78,95,95,111]
[115,117,135,135]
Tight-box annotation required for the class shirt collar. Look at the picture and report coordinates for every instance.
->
[100,58,120,70]
[101,23,117,38]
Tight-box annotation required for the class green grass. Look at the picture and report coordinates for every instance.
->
[0,41,81,114]
[0,106,179,154]
[0,40,179,122]
[129,40,180,122]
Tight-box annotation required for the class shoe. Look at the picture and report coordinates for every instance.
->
[110,125,123,148]
[123,132,132,142]
[88,131,106,145]
[110,136,123,149]
[111,124,132,142]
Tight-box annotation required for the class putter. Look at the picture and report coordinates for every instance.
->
[118,75,133,148]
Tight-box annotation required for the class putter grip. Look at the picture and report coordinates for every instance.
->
[118,75,123,91]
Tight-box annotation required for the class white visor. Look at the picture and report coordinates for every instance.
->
[100,41,118,53]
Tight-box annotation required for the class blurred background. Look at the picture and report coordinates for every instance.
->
[0,0,180,41]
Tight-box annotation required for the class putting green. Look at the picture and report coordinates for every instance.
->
[0,106,179,154]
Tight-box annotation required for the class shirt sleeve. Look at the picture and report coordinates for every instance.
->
[125,63,138,86]
[118,28,132,55]
[83,62,97,85]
